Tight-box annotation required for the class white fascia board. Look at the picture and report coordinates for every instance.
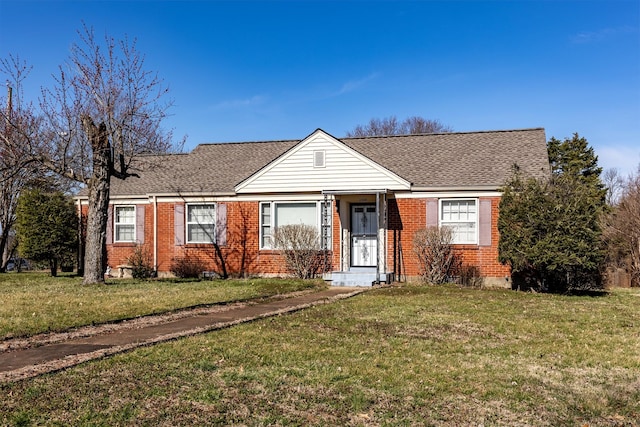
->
[154,193,334,203]
[109,198,151,205]
[410,185,501,192]
[322,189,389,195]
[396,190,502,199]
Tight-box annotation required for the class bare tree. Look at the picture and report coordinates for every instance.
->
[346,115,452,137]
[602,165,640,286]
[1,26,180,284]
[401,116,453,134]
[0,59,44,272]
[0,84,22,271]
[602,168,625,206]
[347,116,400,137]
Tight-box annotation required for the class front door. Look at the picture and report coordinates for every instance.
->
[351,204,377,267]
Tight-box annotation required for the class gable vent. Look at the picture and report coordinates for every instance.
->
[314,150,326,168]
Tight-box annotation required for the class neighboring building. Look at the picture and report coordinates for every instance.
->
[76,128,550,286]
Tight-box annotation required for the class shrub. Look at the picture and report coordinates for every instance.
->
[456,264,483,288]
[170,254,207,279]
[127,246,155,279]
[413,226,460,284]
[273,224,324,279]
[499,135,607,293]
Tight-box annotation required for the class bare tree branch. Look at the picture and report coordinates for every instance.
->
[1,25,181,283]
[346,115,452,137]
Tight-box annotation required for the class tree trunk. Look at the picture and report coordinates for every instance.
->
[0,225,10,273]
[82,118,112,285]
[49,258,58,277]
[213,243,228,279]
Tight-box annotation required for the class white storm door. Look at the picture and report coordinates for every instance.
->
[351,205,377,267]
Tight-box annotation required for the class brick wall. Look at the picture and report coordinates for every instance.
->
[96,196,511,282]
[388,197,510,283]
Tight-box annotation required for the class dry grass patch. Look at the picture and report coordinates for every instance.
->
[0,273,324,340]
[1,284,639,425]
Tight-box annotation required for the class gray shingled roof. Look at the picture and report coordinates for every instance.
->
[344,128,549,188]
[105,128,549,196]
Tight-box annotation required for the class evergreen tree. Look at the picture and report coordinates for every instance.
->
[499,134,606,293]
[15,189,78,276]
[548,133,606,203]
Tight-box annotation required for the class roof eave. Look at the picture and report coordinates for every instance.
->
[409,185,503,192]
[75,191,238,201]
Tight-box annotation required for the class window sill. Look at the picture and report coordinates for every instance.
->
[452,243,479,250]
[112,242,137,247]
[185,243,222,248]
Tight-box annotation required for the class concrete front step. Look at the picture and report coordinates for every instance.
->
[328,269,394,287]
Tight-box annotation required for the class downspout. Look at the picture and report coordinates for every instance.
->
[153,195,158,273]
[76,197,84,276]
[376,191,380,283]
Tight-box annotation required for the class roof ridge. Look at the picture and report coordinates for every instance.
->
[192,128,545,148]
[341,127,545,141]
[195,139,300,148]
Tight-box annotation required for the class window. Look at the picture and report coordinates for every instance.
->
[114,206,135,242]
[260,201,331,249]
[187,204,216,243]
[440,199,477,244]
[260,203,272,248]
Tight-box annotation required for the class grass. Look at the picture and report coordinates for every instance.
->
[0,273,324,340]
[1,281,639,425]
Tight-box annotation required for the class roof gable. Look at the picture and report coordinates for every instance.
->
[235,129,411,193]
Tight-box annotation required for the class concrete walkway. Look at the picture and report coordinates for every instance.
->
[0,287,365,383]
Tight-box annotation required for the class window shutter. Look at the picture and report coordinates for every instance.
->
[216,204,227,246]
[426,198,438,228]
[479,199,492,246]
[136,205,145,244]
[174,204,185,246]
[106,205,113,245]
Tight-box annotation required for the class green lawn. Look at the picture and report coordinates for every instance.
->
[0,273,324,340]
[1,282,639,426]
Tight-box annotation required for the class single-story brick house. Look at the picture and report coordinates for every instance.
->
[76,128,550,286]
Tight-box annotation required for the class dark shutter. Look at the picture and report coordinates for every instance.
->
[478,199,492,246]
[426,198,438,228]
[216,204,227,246]
[136,205,145,244]
[174,204,185,246]
[106,205,113,245]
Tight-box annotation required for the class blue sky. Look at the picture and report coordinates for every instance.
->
[1,0,639,176]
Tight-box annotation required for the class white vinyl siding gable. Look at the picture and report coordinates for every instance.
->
[236,130,410,193]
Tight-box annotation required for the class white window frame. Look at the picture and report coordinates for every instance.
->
[439,198,478,245]
[186,203,217,244]
[114,205,136,243]
[259,201,331,249]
